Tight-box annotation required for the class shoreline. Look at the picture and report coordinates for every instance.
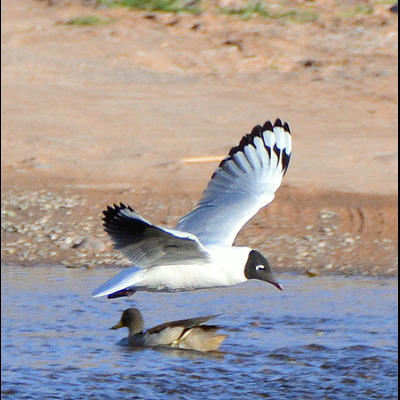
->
[2,182,397,278]
[2,262,398,281]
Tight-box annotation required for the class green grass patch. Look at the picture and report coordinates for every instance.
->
[218,1,318,23]
[64,15,115,26]
[219,1,270,18]
[275,9,319,23]
[98,0,202,14]
[340,4,374,18]
[371,0,395,5]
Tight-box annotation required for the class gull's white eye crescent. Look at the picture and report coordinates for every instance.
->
[255,265,265,271]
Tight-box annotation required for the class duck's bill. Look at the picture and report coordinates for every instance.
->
[110,321,124,330]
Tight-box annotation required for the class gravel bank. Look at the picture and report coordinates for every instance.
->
[2,186,397,277]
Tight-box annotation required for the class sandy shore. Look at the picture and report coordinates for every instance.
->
[1,0,398,276]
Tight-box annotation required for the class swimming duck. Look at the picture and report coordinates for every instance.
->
[93,118,291,299]
[111,308,227,352]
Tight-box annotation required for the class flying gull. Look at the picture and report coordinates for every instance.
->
[93,118,292,299]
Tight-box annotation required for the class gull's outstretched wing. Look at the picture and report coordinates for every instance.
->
[102,203,211,268]
[176,119,292,247]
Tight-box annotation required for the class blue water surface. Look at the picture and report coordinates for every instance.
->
[1,265,398,400]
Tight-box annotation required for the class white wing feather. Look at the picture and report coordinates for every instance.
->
[176,119,292,246]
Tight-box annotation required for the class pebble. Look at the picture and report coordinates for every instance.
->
[344,237,356,245]
[319,210,338,220]
[1,209,17,217]
[305,269,319,277]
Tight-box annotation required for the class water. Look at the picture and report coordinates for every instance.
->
[1,265,398,400]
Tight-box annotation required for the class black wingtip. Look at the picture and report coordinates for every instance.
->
[251,125,263,137]
[102,203,137,231]
[212,117,292,181]
[103,205,116,220]
[118,203,132,211]
[225,118,289,160]
[228,145,240,157]
[239,133,254,149]
[283,122,291,133]
[103,203,133,216]
[263,120,274,132]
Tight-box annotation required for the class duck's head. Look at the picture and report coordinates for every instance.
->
[111,308,145,336]
[244,250,283,291]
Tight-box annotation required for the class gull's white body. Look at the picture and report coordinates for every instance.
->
[93,119,292,298]
[93,246,250,296]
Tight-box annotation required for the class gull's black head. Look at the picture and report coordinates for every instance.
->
[244,250,283,291]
